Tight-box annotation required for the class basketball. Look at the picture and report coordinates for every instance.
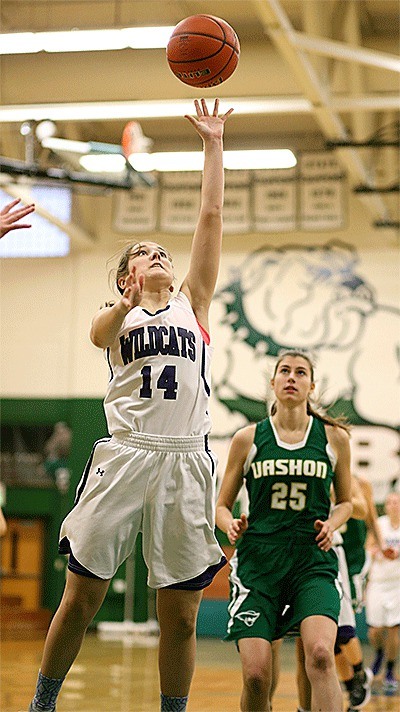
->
[166,15,240,88]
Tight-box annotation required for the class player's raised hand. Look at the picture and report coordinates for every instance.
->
[185,98,234,141]
[227,513,248,545]
[120,266,144,313]
[0,198,35,238]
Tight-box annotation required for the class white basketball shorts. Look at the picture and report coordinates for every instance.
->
[59,431,224,588]
[365,578,400,628]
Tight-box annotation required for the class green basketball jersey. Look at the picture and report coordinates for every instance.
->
[242,416,335,538]
[341,517,367,576]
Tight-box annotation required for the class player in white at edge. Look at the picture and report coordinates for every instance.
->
[25,98,233,712]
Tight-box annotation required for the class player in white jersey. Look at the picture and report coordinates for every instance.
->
[366,491,400,693]
[103,290,213,438]
[25,98,233,712]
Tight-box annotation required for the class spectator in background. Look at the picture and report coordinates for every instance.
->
[44,422,72,493]
[44,422,72,462]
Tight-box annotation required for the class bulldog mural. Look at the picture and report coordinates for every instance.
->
[210,240,400,502]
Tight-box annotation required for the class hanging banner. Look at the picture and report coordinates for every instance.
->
[111,155,347,235]
[219,171,249,233]
[254,180,297,232]
[225,170,251,186]
[300,178,345,230]
[299,152,346,230]
[159,172,201,234]
[159,188,200,234]
[161,172,202,188]
[299,152,344,179]
[113,185,158,233]
[223,186,251,233]
[253,168,297,232]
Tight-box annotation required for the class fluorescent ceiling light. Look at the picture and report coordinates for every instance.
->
[0,27,175,55]
[42,136,125,155]
[42,137,90,154]
[79,154,127,173]
[225,149,296,170]
[0,98,312,123]
[130,152,203,173]
[129,150,297,172]
[41,139,297,172]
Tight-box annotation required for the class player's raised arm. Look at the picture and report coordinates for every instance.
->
[180,98,233,331]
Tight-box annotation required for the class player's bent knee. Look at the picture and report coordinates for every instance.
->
[308,643,334,673]
[243,670,269,697]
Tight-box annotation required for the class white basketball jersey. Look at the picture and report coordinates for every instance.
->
[103,291,213,437]
[369,514,400,583]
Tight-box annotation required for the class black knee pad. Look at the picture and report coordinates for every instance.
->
[335,624,356,655]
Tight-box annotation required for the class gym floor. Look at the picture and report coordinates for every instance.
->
[3,632,399,712]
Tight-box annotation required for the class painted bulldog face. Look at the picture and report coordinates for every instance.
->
[211,240,399,432]
[237,241,373,351]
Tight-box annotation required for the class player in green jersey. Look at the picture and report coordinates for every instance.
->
[296,475,379,711]
[341,476,383,611]
[216,350,353,712]
[335,475,384,710]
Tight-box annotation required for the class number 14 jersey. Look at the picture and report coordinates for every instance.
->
[104,291,212,437]
[242,416,336,538]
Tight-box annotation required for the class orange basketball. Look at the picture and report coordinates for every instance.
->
[166,15,240,88]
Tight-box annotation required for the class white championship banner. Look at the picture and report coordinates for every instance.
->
[158,172,201,234]
[223,188,251,233]
[254,167,297,232]
[222,170,251,233]
[299,152,344,179]
[112,154,346,235]
[300,179,345,231]
[299,152,346,231]
[113,185,158,234]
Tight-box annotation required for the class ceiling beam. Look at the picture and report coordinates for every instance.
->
[292,32,400,73]
[252,0,391,220]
